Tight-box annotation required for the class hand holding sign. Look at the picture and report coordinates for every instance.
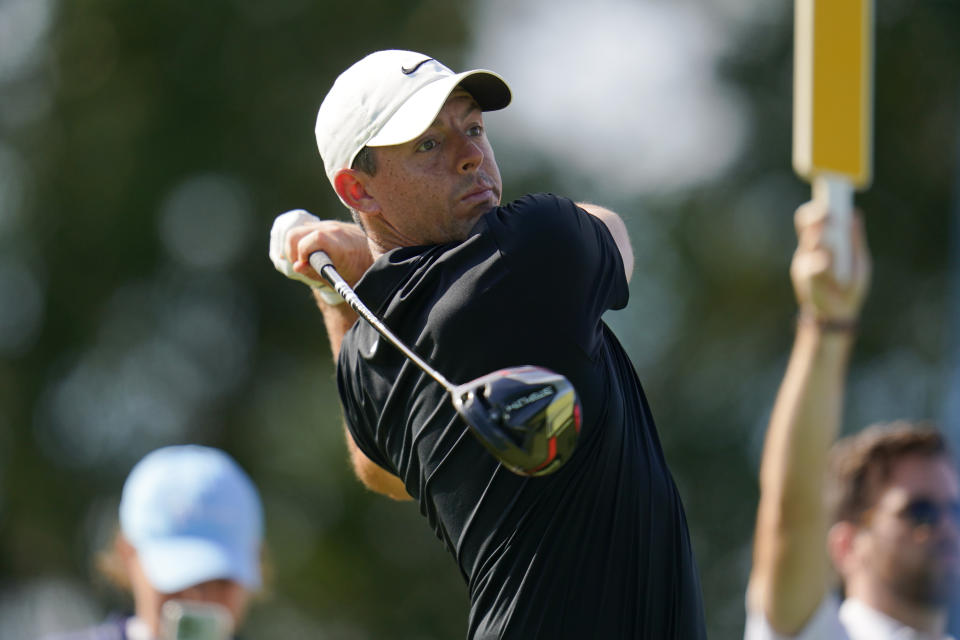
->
[793,0,874,284]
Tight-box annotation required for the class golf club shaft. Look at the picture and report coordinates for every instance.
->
[309,251,455,393]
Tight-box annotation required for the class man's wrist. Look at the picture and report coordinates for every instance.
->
[315,285,345,306]
[796,311,859,334]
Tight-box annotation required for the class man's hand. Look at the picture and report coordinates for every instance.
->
[790,201,871,324]
[269,210,374,296]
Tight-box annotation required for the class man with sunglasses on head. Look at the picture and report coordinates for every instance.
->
[745,200,960,639]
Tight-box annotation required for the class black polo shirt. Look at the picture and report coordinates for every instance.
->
[338,193,706,639]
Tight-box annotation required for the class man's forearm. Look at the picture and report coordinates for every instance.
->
[313,290,358,361]
[315,292,412,501]
[762,325,853,514]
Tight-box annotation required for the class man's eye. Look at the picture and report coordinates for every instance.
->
[467,125,483,137]
[417,139,438,152]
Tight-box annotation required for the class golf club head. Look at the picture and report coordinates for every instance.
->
[451,366,581,476]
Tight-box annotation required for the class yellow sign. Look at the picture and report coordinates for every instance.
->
[793,0,874,188]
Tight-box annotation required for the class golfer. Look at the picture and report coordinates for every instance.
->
[270,49,706,639]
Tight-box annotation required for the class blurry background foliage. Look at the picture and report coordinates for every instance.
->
[0,0,958,638]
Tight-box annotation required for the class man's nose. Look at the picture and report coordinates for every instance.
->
[175,584,206,600]
[456,134,484,174]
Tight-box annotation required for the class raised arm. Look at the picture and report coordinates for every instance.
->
[269,210,412,501]
[746,201,870,633]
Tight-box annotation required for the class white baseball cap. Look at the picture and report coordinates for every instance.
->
[119,445,264,594]
[315,49,511,203]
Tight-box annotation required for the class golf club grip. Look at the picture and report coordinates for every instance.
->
[307,251,454,392]
[308,251,353,303]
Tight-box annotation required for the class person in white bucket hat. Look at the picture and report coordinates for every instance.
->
[269,49,706,639]
[46,445,264,640]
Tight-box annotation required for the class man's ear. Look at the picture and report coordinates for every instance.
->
[115,533,133,555]
[114,533,138,572]
[827,520,859,578]
[334,169,379,213]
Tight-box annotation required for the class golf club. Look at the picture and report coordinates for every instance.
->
[309,251,581,476]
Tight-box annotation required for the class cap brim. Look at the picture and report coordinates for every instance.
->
[137,536,261,594]
[367,69,511,148]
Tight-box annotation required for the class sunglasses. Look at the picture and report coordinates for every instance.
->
[897,498,960,528]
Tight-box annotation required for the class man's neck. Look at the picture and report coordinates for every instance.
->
[848,583,948,636]
[368,238,388,261]
[362,214,414,260]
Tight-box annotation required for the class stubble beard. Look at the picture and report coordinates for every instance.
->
[890,556,958,608]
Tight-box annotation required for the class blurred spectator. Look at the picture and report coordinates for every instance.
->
[46,445,265,640]
[745,202,959,639]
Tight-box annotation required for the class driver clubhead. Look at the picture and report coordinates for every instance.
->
[451,366,581,476]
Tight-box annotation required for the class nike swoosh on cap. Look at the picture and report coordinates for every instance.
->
[401,58,434,75]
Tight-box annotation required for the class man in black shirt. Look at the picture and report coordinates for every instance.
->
[269,49,706,639]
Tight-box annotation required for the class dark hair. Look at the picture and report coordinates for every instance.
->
[343,147,377,228]
[351,146,377,176]
[826,421,950,525]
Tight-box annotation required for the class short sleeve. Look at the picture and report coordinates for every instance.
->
[482,194,629,316]
[744,595,849,640]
